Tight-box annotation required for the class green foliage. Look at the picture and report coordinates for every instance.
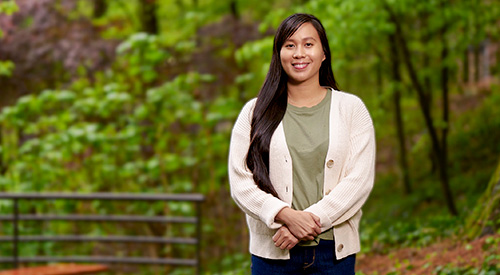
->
[0,0,18,15]
[203,253,251,275]
[450,92,500,175]
[91,0,137,39]
[234,36,273,97]
[0,30,240,272]
[361,213,461,254]
[0,0,17,75]
[0,72,231,193]
[434,256,500,275]
[0,60,14,76]
[116,32,170,83]
[361,87,500,253]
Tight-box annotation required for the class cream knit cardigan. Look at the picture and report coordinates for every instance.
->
[228,89,375,260]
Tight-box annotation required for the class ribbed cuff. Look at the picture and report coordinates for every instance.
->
[304,204,333,232]
[260,198,289,229]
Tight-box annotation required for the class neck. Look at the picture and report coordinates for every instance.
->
[287,81,326,108]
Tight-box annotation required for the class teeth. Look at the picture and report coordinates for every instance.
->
[293,63,308,69]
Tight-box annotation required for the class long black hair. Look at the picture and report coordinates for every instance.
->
[246,13,339,198]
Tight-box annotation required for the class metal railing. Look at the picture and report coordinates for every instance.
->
[0,192,204,274]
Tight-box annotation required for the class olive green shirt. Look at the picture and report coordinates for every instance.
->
[283,90,334,246]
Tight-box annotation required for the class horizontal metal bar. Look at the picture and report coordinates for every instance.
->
[0,256,197,266]
[0,193,204,202]
[0,235,197,244]
[0,214,197,223]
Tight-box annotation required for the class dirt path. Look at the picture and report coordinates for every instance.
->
[356,234,500,274]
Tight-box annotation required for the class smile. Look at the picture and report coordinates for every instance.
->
[292,63,309,69]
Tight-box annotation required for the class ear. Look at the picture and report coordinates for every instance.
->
[322,53,326,62]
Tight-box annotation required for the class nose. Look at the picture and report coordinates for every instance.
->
[292,46,305,59]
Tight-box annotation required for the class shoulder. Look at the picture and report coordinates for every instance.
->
[238,98,257,121]
[331,89,366,107]
[330,89,373,131]
[242,98,258,113]
[232,98,257,133]
[330,89,370,115]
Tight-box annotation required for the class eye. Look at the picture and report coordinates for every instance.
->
[284,43,295,48]
[305,43,313,47]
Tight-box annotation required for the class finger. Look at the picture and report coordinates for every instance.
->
[314,226,321,235]
[310,213,321,227]
[274,237,283,247]
[272,228,283,242]
[307,226,319,237]
[303,235,314,241]
[280,237,294,250]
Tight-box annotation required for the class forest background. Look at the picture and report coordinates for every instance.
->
[0,0,499,274]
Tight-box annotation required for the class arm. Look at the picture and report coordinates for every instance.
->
[304,97,376,231]
[228,99,289,229]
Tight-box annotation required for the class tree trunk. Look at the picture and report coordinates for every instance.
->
[388,33,412,194]
[465,156,500,239]
[93,0,107,18]
[420,11,433,106]
[384,2,458,215]
[230,0,239,20]
[437,2,456,216]
[474,44,480,84]
[376,56,383,99]
[420,17,441,175]
[139,0,159,34]
[463,48,469,84]
[440,25,449,173]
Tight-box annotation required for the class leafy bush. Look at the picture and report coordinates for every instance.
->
[0,31,241,272]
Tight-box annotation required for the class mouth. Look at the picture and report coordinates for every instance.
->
[292,63,309,69]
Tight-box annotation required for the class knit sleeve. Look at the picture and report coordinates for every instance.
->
[304,95,376,231]
[228,99,289,229]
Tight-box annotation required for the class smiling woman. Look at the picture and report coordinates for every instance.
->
[228,13,376,275]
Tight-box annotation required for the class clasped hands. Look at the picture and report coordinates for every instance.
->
[272,207,321,250]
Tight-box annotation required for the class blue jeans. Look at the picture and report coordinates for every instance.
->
[251,240,355,275]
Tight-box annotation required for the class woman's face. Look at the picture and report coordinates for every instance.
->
[280,22,325,86]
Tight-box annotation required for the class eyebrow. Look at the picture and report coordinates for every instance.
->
[285,37,318,42]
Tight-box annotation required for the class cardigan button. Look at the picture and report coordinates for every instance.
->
[326,159,334,168]
[337,244,344,252]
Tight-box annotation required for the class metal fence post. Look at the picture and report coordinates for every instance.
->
[196,201,202,275]
[13,198,19,269]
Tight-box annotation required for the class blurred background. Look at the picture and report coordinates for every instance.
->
[0,0,499,274]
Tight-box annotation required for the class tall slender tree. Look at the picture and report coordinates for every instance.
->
[139,0,159,34]
[384,1,458,215]
[93,0,107,18]
[388,33,412,194]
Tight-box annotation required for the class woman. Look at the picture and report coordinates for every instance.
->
[228,13,375,274]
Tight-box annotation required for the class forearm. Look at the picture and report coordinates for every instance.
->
[229,137,289,228]
[228,99,289,229]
